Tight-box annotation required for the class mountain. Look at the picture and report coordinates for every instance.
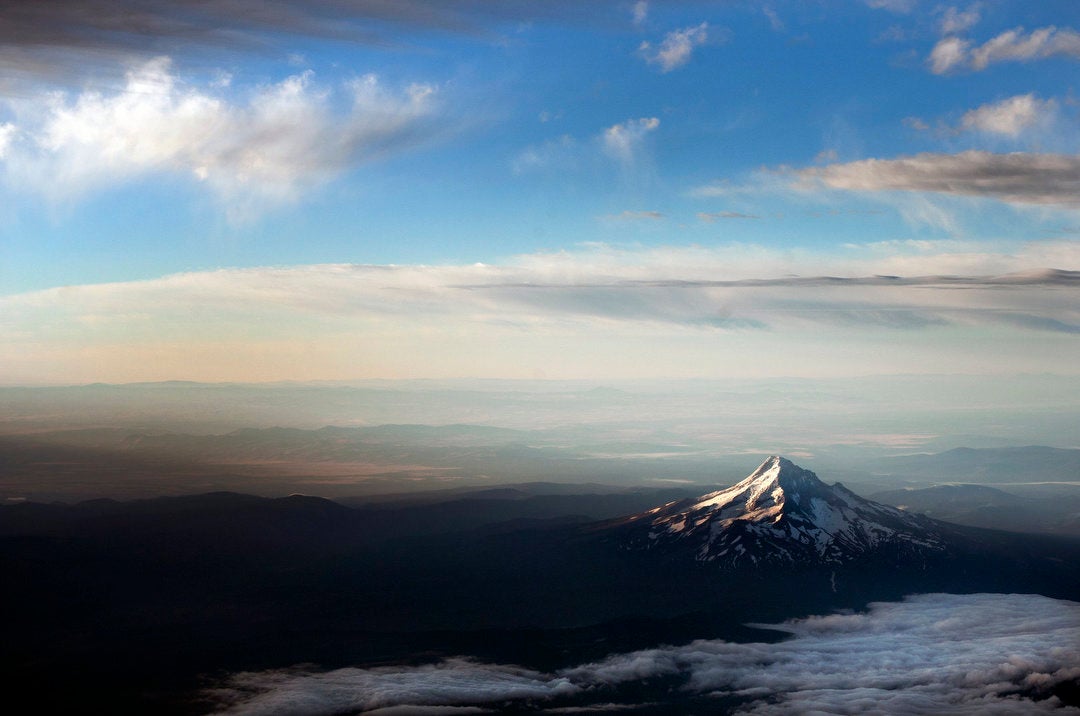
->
[4,458,1080,714]
[616,456,950,567]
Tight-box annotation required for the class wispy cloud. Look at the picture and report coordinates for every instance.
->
[601,117,660,165]
[762,7,785,33]
[639,23,710,72]
[0,58,440,220]
[937,4,981,35]
[204,593,1080,715]
[698,211,760,222]
[601,210,664,221]
[511,134,577,174]
[928,25,1080,74]
[864,0,917,14]
[631,1,648,27]
[514,117,660,175]
[797,151,1080,207]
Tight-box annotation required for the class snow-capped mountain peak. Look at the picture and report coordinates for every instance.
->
[633,456,948,567]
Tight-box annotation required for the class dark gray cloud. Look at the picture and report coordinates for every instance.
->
[0,0,620,81]
[206,593,1080,715]
[799,151,1080,207]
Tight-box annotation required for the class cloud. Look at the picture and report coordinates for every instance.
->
[2,241,1078,382]
[959,94,1056,138]
[928,26,1080,73]
[512,134,577,174]
[0,58,439,219]
[639,23,709,72]
[698,211,760,221]
[902,116,930,131]
[0,121,14,157]
[631,1,648,27]
[204,593,1080,714]
[601,117,660,164]
[797,151,1080,207]
[0,1,623,82]
[938,5,981,35]
[515,117,660,175]
[928,36,971,73]
[763,8,785,33]
[602,210,664,221]
[206,658,576,715]
[865,0,916,14]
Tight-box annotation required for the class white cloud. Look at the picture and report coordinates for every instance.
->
[959,94,1056,137]
[797,150,1080,207]
[938,5,981,35]
[0,122,15,157]
[927,35,971,73]
[601,117,660,164]
[639,23,709,72]
[929,26,1080,73]
[0,57,439,220]
[632,1,648,27]
[204,593,1080,715]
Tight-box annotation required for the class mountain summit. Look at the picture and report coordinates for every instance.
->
[625,456,948,567]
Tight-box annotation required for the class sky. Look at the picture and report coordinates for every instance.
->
[0,0,1078,384]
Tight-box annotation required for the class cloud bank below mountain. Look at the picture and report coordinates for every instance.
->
[206,592,1080,714]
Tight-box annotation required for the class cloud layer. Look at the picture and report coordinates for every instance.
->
[206,593,1080,714]
[0,58,439,218]
[2,242,1077,382]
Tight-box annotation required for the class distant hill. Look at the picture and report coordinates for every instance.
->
[871,483,1080,536]
[878,446,1080,484]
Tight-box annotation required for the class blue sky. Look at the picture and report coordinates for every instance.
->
[0,0,1078,383]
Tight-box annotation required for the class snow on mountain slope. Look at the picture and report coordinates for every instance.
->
[627,456,949,567]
